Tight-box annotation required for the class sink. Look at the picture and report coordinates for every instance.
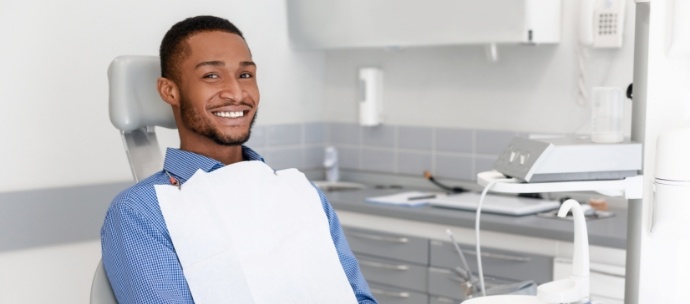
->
[312,181,365,192]
[461,295,545,304]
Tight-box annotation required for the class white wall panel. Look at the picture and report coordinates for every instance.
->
[0,240,101,304]
[0,0,325,192]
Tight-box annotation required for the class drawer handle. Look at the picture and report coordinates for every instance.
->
[433,296,459,303]
[464,250,531,262]
[590,268,626,279]
[359,260,410,271]
[349,232,409,244]
[369,288,410,299]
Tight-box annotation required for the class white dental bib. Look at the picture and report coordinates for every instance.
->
[155,161,357,304]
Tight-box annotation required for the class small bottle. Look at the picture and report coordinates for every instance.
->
[323,146,339,183]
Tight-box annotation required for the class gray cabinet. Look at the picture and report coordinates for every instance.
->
[428,295,462,304]
[369,284,429,304]
[358,255,428,293]
[429,240,553,284]
[344,227,554,304]
[428,240,552,302]
[346,228,428,265]
[345,227,429,303]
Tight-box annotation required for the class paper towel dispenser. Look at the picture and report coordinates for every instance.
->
[286,0,561,49]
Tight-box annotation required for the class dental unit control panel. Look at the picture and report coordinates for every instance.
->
[493,136,641,183]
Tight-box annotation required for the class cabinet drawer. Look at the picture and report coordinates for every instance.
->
[427,267,515,301]
[430,240,552,284]
[358,255,428,293]
[428,295,461,304]
[427,267,466,301]
[345,227,429,264]
[369,283,428,304]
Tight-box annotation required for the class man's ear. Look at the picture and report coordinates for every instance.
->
[157,77,179,106]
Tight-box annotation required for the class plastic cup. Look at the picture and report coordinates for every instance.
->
[591,87,624,143]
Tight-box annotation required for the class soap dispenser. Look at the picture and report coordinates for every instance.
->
[358,67,383,127]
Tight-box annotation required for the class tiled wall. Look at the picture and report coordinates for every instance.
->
[245,122,328,172]
[247,122,518,182]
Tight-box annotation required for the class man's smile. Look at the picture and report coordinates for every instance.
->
[209,103,253,122]
[212,110,244,118]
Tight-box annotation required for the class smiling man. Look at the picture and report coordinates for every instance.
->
[101,15,377,303]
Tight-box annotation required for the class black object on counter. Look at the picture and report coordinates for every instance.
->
[423,171,467,193]
[518,193,544,199]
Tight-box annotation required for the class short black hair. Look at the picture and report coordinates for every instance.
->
[159,15,244,82]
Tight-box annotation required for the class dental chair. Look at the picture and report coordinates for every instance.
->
[90,55,176,304]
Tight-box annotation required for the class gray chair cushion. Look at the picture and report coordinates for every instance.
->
[108,55,176,132]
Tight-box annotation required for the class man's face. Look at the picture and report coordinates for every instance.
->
[175,31,259,146]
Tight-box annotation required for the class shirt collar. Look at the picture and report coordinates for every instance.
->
[163,146,265,183]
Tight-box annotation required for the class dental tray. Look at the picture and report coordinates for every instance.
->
[428,192,560,216]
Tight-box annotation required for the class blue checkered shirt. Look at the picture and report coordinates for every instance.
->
[101,147,377,303]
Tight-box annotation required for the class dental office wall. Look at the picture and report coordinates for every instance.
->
[314,0,636,194]
[0,0,326,194]
[0,0,325,303]
[321,0,635,134]
[0,0,637,303]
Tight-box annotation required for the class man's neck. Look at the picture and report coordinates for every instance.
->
[179,142,244,165]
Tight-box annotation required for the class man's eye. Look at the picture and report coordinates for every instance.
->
[203,73,219,79]
[239,72,253,79]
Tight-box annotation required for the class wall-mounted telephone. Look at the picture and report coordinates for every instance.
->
[580,0,626,48]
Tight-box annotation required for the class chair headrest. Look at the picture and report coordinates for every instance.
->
[108,56,176,132]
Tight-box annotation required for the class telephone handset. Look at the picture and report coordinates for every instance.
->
[580,0,626,48]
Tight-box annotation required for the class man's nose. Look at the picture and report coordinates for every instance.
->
[218,78,246,101]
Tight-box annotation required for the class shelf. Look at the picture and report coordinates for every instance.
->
[477,171,643,199]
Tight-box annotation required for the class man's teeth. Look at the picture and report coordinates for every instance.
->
[214,111,244,118]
